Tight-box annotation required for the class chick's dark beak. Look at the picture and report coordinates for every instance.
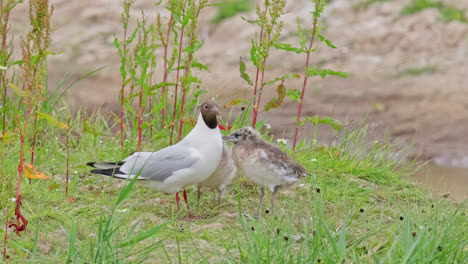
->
[222,135,233,141]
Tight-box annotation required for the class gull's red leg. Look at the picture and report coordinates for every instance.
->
[176,192,181,212]
[217,190,222,206]
[183,189,193,218]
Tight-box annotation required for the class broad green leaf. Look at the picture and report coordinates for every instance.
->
[239,58,253,86]
[286,89,301,101]
[9,83,28,97]
[264,83,286,112]
[273,43,304,54]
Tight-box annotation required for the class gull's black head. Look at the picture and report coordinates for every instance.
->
[223,127,260,144]
[200,100,221,129]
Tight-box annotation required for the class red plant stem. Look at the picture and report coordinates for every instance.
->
[9,105,32,235]
[169,0,187,146]
[251,8,267,128]
[66,131,70,196]
[293,1,320,150]
[160,14,174,127]
[177,53,192,141]
[120,12,129,153]
[252,56,267,128]
[178,2,202,141]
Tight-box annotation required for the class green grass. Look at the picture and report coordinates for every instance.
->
[0,109,466,263]
[212,0,252,24]
[400,0,468,23]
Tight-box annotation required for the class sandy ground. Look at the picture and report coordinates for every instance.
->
[8,0,468,167]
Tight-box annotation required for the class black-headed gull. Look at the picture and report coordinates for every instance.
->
[223,127,308,214]
[196,141,237,206]
[87,100,223,218]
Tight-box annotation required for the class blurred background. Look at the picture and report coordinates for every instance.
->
[9,0,468,200]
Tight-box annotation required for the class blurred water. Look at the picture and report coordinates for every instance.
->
[409,163,468,202]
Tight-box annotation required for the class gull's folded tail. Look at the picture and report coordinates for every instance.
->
[86,161,124,169]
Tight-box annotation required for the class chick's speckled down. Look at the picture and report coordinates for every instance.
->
[228,128,308,192]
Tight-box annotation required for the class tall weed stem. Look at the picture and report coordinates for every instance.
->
[170,0,187,145]
[178,0,203,141]
[119,1,131,152]
[160,13,173,127]
[293,0,320,150]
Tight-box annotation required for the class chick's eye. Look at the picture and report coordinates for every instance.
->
[203,105,208,109]
[234,133,240,138]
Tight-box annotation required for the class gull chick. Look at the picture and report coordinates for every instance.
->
[223,127,308,213]
[87,100,223,218]
[196,141,237,206]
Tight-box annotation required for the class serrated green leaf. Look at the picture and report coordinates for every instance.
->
[273,43,304,54]
[286,89,301,101]
[239,58,253,86]
[317,34,337,49]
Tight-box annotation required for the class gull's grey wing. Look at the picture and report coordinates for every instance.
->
[119,143,200,181]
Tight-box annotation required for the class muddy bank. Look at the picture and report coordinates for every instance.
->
[8,0,468,167]
[410,163,468,202]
